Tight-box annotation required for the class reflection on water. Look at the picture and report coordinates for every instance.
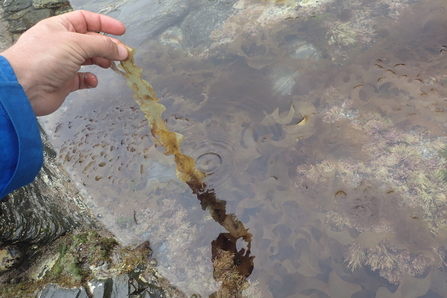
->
[39,0,447,297]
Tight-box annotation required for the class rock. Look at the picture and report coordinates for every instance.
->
[109,275,129,297]
[269,65,300,96]
[102,0,189,43]
[53,5,71,15]
[32,0,68,9]
[5,6,31,20]
[0,245,23,273]
[0,5,12,51]
[9,8,53,33]
[38,285,89,298]
[39,279,126,298]
[0,128,94,246]
[3,0,32,13]
[159,26,184,50]
[89,280,108,298]
[181,0,239,50]
[8,16,26,32]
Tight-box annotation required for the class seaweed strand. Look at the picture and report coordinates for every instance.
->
[112,45,254,296]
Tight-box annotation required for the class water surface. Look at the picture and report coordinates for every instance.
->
[40,0,447,297]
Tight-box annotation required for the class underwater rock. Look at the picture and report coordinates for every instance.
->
[159,26,184,50]
[289,42,320,60]
[181,0,239,51]
[128,0,189,40]
[269,64,300,95]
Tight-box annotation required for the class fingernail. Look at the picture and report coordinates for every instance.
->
[118,44,128,60]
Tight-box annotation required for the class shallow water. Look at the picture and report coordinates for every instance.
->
[40,0,447,297]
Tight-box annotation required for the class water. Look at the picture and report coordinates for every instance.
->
[39,0,447,297]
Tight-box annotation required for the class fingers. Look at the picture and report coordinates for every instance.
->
[84,72,98,88]
[73,72,98,92]
[59,10,126,35]
[81,32,127,64]
[83,57,111,68]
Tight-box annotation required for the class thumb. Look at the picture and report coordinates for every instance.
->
[76,33,128,61]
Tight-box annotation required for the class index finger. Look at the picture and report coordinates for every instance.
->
[58,10,126,35]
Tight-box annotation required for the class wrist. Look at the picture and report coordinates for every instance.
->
[1,49,42,114]
[1,49,33,90]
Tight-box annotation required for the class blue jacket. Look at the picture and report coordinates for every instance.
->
[0,56,43,200]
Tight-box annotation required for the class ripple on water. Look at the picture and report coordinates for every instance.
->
[187,133,243,193]
[195,152,222,175]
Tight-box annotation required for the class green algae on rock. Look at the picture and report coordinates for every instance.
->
[0,229,188,298]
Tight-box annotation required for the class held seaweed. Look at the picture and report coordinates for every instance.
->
[112,45,254,296]
[111,45,204,185]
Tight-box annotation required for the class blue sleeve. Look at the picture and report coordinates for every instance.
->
[0,55,43,200]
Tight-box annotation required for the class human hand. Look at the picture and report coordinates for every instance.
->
[1,10,128,116]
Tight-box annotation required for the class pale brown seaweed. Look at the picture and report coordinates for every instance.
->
[111,45,204,185]
[112,45,254,296]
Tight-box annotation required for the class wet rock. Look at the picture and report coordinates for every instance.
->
[38,273,180,298]
[5,6,31,21]
[134,0,189,38]
[159,26,184,50]
[270,65,300,96]
[2,0,72,34]
[97,0,189,43]
[39,280,115,298]
[0,245,23,273]
[0,5,12,51]
[8,16,27,32]
[53,4,71,15]
[181,0,239,50]
[109,275,128,297]
[33,0,69,9]
[0,128,95,245]
[1,228,181,297]
[3,0,32,13]
[286,38,321,60]
[39,285,89,298]
[9,8,53,33]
